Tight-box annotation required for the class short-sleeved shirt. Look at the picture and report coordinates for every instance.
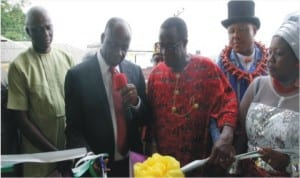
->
[7,47,74,176]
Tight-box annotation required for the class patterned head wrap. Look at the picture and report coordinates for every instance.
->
[274,12,300,60]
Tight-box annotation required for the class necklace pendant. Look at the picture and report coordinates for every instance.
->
[171,106,177,113]
[193,103,199,109]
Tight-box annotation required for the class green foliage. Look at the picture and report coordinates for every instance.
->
[1,0,30,41]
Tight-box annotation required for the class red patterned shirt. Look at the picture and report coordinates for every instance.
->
[147,55,237,167]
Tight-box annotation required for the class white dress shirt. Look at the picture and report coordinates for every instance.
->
[97,50,125,160]
[236,50,255,71]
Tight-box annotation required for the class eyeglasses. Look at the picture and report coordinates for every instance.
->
[159,41,182,52]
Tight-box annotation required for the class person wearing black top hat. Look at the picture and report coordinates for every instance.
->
[217,0,268,103]
[213,1,269,159]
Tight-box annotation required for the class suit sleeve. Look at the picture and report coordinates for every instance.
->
[131,66,149,126]
[64,69,90,150]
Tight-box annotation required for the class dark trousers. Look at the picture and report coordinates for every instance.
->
[107,157,129,177]
[79,157,129,177]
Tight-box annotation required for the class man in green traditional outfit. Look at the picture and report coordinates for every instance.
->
[7,6,75,176]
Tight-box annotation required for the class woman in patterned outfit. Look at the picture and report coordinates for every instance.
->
[237,13,299,177]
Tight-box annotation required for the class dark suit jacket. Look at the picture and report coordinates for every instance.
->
[64,51,148,160]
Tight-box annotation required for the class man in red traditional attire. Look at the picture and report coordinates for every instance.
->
[147,17,238,176]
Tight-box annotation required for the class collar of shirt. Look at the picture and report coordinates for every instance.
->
[236,50,255,70]
[236,50,255,62]
[97,50,120,75]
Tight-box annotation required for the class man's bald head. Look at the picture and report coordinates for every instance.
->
[25,6,53,53]
[103,17,131,40]
[100,17,131,67]
[25,6,51,27]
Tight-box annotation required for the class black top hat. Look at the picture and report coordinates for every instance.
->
[221,0,260,29]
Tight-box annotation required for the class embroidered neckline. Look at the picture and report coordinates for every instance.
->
[221,41,268,83]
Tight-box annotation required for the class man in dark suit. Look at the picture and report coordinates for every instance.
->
[64,17,148,177]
